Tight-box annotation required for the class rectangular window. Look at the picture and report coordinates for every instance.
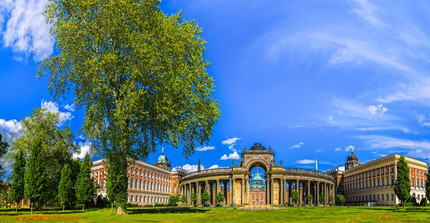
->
[392,194,394,201]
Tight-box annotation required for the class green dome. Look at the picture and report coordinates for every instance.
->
[157,154,168,163]
[250,170,265,189]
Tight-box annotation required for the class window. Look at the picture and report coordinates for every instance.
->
[377,195,379,201]
[382,195,384,201]
[386,194,389,201]
[392,194,394,201]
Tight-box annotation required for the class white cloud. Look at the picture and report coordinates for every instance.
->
[222,137,241,145]
[338,166,345,171]
[1,0,54,61]
[208,165,219,169]
[0,118,22,139]
[64,104,75,112]
[368,104,387,115]
[72,141,91,159]
[220,151,240,160]
[360,135,430,161]
[417,115,430,127]
[296,159,315,164]
[41,100,73,124]
[316,149,323,153]
[195,145,215,152]
[334,147,342,151]
[350,0,386,29]
[290,142,304,149]
[345,145,355,152]
[172,164,204,173]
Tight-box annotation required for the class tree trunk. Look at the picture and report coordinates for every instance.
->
[82,204,85,210]
[111,202,114,212]
[30,202,33,214]
[63,204,65,211]
[15,202,18,212]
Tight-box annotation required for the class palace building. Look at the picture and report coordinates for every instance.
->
[91,143,428,207]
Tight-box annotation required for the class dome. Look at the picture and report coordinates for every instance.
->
[347,153,358,161]
[250,143,266,151]
[250,170,265,189]
[157,154,168,163]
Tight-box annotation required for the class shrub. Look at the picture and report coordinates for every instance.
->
[335,194,346,206]
[201,191,210,206]
[215,192,225,206]
[420,198,427,206]
[306,194,313,205]
[411,197,418,206]
[168,195,179,206]
[292,191,300,204]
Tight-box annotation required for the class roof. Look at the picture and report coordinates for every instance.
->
[250,143,266,151]
[157,154,168,163]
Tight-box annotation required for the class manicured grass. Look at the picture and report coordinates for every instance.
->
[1,206,430,222]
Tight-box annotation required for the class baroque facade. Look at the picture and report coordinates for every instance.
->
[92,143,428,206]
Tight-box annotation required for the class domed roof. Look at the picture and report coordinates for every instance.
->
[347,153,358,161]
[250,170,265,189]
[250,143,266,151]
[156,147,169,164]
[157,154,168,163]
[252,172,264,182]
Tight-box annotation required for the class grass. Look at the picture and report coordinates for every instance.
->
[0,206,430,222]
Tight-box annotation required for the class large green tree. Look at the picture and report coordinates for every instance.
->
[425,166,430,202]
[75,153,95,210]
[10,150,26,212]
[58,164,74,211]
[105,151,128,211]
[24,138,47,214]
[394,156,411,208]
[0,132,9,184]
[40,0,220,211]
[7,108,77,205]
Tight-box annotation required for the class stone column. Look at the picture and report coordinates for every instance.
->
[230,178,234,205]
[316,181,319,206]
[271,178,274,205]
[307,180,311,205]
[197,181,202,205]
[245,175,249,204]
[281,179,284,205]
[266,177,270,205]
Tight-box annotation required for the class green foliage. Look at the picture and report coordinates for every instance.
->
[328,195,334,204]
[335,194,346,206]
[201,191,210,205]
[215,192,225,203]
[292,191,300,204]
[40,0,219,213]
[0,132,8,184]
[180,194,187,204]
[306,194,313,205]
[105,152,128,210]
[10,150,26,210]
[7,108,77,206]
[426,166,430,201]
[191,193,197,205]
[319,193,325,203]
[394,156,411,207]
[168,195,179,206]
[58,164,75,210]
[76,154,95,210]
[420,198,427,206]
[24,138,47,213]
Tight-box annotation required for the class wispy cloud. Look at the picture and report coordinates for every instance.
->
[195,146,215,152]
[222,137,241,145]
[296,159,315,164]
[350,0,386,29]
[172,164,203,173]
[291,142,304,149]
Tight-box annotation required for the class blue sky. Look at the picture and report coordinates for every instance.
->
[1,0,430,173]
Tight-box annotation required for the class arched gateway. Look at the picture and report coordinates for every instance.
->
[179,143,336,206]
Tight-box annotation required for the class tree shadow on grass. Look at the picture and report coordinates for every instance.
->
[358,207,430,213]
[127,207,209,215]
[0,207,101,216]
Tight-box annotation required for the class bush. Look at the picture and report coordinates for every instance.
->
[215,192,225,206]
[191,193,197,206]
[306,194,313,205]
[335,194,345,206]
[180,194,187,204]
[201,191,210,206]
[420,198,427,206]
[292,191,300,204]
[411,197,418,206]
[168,195,179,206]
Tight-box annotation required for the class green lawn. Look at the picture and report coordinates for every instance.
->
[1,206,430,222]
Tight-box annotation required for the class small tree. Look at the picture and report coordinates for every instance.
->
[180,194,187,204]
[10,150,26,212]
[0,132,9,187]
[425,166,430,202]
[306,194,313,205]
[76,154,95,210]
[335,194,345,206]
[215,192,225,206]
[191,193,197,206]
[420,198,427,206]
[24,138,47,214]
[58,164,74,211]
[292,191,300,205]
[201,190,210,206]
[394,156,411,208]
[319,193,325,205]
[168,195,179,206]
